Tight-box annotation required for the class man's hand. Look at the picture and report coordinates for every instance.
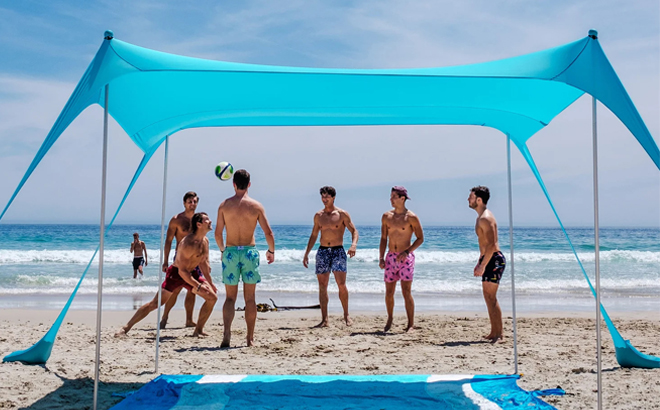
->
[162,262,168,273]
[145,260,148,267]
[193,282,213,295]
[303,254,309,268]
[347,246,357,258]
[379,258,386,270]
[396,251,409,263]
[474,264,485,277]
[266,250,275,264]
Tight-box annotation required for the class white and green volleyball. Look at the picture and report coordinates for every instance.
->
[215,161,234,181]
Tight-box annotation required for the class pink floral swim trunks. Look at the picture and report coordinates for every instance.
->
[384,251,415,282]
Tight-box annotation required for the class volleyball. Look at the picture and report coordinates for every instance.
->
[215,162,234,181]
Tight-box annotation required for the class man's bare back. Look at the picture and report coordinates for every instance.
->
[475,209,500,257]
[220,195,263,247]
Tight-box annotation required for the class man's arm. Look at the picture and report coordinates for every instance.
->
[176,243,210,293]
[142,241,148,266]
[257,204,276,264]
[303,214,321,268]
[474,218,497,276]
[130,242,134,253]
[342,211,359,258]
[406,215,424,254]
[199,239,216,292]
[379,214,388,269]
[214,204,226,252]
[162,218,176,272]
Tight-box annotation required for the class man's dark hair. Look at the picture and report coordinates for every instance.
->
[183,191,198,203]
[191,212,208,234]
[319,186,336,197]
[234,169,250,190]
[471,186,490,205]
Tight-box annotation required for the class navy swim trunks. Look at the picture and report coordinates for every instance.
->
[132,257,144,270]
[479,251,506,284]
[315,246,347,274]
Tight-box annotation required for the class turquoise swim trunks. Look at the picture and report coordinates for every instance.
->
[222,246,261,286]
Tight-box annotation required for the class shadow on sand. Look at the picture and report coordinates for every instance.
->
[19,372,144,410]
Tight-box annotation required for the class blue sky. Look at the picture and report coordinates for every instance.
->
[0,0,658,226]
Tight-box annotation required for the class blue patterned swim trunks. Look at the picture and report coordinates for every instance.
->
[315,246,347,274]
[222,246,261,286]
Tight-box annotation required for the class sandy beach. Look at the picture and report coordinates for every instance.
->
[0,308,658,409]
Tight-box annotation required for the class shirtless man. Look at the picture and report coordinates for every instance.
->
[303,186,359,327]
[116,212,218,338]
[468,186,506,343]
[130,232,147,279]
[379,186,424,333]
[215,169,275,348]
[159,191,199,329]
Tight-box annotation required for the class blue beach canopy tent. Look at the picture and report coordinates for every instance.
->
[1,29,658,409]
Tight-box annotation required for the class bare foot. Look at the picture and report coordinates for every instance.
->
[384,318,393,332]
[405,325,415,333]
[159,320,168,330]
[344,316,353,326]
[487,335,504,343]
[482,333,494,339]
[313,320,329,328]
[114,327,128,338]
[220,339,230,348]
[247,339,255,347]
[185,321,197,328]
[192,330,209,338]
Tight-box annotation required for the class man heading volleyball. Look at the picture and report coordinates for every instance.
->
[215,169,275,348]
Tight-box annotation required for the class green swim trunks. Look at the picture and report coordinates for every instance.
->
[222,246,261,286]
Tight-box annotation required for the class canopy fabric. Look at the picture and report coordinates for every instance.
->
[0,30,658,222]
[110,374,564,409]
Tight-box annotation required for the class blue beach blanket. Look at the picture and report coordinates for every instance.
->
[111,374,563,410]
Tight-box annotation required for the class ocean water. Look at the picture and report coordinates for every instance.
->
[0,224,658,313]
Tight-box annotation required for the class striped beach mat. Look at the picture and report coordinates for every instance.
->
[111,374,563,409]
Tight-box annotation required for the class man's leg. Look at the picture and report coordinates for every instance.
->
[192,287,218,338]
[315,273,330,328]
[333,271,352,326]
[184,289,197,327]
[243,283,257,346]
[160,286,182,329]
[222,284,238,348]
[482,282,503,341]
[133,269,138,279]
[400,280,415,332]
[116,289,172,336]
[384,281,397,332]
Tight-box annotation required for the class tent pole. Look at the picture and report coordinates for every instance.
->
[93,84,109,410]
[592,97,602,409]
[155,135,169,373]
[506,136,519,375]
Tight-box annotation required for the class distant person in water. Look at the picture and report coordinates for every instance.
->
[116,212,218,338]
[468,185,506,343]
[160,191,200,329]
[130,232,147,279]
[379,186,424,333]
[303,186,358,327]
[215,169,275,348]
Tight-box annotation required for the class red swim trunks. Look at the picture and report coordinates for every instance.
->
[384,251,415,282]
[161,265,205,292]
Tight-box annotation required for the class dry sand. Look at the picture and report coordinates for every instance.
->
[0,308,658,409]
